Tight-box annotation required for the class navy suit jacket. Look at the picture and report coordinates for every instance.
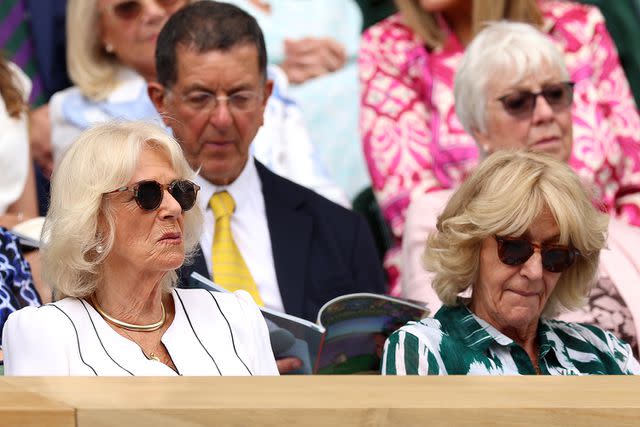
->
[26,0,71,99]
[178,160,386,322]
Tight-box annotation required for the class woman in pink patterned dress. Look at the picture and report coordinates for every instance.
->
[359,0,640,294]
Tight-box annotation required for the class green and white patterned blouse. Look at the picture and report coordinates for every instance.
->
[382,303,640,375]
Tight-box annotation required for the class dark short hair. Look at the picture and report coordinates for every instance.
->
[155,1,268,88]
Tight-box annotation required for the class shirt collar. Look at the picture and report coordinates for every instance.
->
[108,67,147,103]
[436,302,560,356]
[195,156,260,212]
[435,303,503,353]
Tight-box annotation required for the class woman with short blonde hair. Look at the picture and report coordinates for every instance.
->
[3,121,278,376]
[383,151,639,375]
[426,150,606,317]
[43,120,202,299]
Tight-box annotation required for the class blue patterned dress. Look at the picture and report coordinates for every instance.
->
[0,228,41,346]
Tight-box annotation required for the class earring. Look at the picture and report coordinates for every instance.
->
[96,244,105,254]
[105,43,114,53]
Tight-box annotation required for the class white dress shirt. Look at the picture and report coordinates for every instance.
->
[196,157,285,313]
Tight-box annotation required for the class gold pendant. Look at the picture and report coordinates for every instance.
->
[147,352,160,362]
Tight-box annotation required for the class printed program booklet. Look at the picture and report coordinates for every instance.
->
[188,272,429,374]
[11,216,44,249]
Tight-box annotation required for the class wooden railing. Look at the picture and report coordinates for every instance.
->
[1,376,639,426]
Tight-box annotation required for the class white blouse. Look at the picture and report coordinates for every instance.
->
[2,288,278,376]
[0,62,30,214]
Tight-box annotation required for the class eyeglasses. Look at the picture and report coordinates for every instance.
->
[104,0,184,21]
[494,235,580,273]
[176,90,264,113]
[497,81,575,118]
[106,179,200,212]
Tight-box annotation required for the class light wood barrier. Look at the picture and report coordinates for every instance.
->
[0,376,639,426]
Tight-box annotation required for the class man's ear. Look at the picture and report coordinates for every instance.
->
[262,79,274,108]
[148,82,171,127]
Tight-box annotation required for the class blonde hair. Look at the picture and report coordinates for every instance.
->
[43,121,203,300]
[394,0,543,49]
[66,0,120,100]
[66,0,197,100]
[424,151,608,317]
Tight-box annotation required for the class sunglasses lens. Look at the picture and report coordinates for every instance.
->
[542,83,573,109]
[169,180,197,211]
[112,0,184,20]
[500,92,534,116]
[542,248,576,273]
[498,238,534,266]
[136,181,163,211]
[113,1,142,19]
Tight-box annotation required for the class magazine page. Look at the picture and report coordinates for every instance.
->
[260,306,325,375]
[188,272,324,374]
[11,216,45,249]
[314,293,428,374]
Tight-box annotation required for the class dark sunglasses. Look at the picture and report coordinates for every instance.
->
[494,235,579,273]
[105,0,184,21]
[107,179,200,212]
[497,81,575,117]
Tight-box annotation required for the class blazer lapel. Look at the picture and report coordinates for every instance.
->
[256,161,312,317]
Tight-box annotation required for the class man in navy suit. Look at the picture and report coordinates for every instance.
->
[148,2,385,350]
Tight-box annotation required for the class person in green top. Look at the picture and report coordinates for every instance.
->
[383,151,640,375]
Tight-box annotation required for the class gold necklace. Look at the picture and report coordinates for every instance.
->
[120,328,162,363]
[91,296,166,332]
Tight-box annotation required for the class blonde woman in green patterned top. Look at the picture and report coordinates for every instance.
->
[383,151,640,375]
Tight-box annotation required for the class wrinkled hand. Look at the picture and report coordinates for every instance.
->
[281,37,346,84]
[29,104,53,178]
[276,356,303,374]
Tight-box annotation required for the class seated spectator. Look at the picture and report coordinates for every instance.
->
[3,121,278,376]
[49,0,348,207]
[402,21,640,356]
[360,0,640,294]
[0,56,48,302]
[384,151,640,375]
[0,58,38,228]
[147,2,385,375]
[226,0,370,199]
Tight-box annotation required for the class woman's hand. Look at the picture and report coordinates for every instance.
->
[281,37,346,84]
[276,356,303,374]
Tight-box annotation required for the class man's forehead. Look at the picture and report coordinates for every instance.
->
[172,44,261,87]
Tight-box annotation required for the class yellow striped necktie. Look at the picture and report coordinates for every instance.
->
[209,191,264,306]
